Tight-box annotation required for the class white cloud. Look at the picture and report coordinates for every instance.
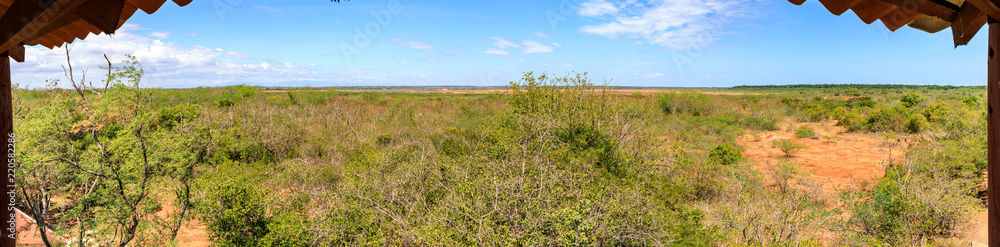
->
[578,0,619,17]
[390,38,434,50]
[579,0,757,51]
[533,32,551,39]
[483,48,510,55]
[552,42,562,47]
[641,73,665,78]
[490,37,520,49]
[9,24,429,87]
[521,40,553,54]
[149,32,171,39]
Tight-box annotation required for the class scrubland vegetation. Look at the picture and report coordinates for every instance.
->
[10,66,988,246]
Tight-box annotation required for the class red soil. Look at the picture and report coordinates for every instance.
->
[738,120,989,245]
[737,121,903,192]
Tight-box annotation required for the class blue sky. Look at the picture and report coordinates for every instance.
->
[9,0,990,88]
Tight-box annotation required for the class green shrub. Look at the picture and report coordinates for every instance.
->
[658,93,677,114]
[963,96,981,107]
[772,139,806,157]
[794,125,817,138]
[844,159,980,245]
[906,114,928,133]
[198,176,272,246]
[235,84,257,98]
[921,101,948,123]
[555,122,626,177]
[360,92,386,103]
[259,213,314,247]
[709,143,742,165]
[780,97,802,105]
[867,106,910,132]
[218,99,235,107]
[837,111,865,131]
[849,96,877,108]
[740,114,780,131]
[156,104,200,130]
[830,107,848,121]
[658,92,712,116]
[899,93,928,108]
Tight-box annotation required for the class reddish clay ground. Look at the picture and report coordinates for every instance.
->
[173,220,210,247]
[737,121,903,192]
[738,120,989,245]
[156,193,210,247]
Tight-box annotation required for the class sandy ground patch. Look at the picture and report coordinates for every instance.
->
[737,121,904,192]
[738,120,990,245]
[156,192,210,247]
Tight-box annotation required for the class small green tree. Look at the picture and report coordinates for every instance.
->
[921,101,948,123]
[794,125,817,138]
[198,176,272,246]
[899,93,927,108]
[772,139,806,157]
[709,143,742,165]
[867,106,910,132]
[962,96,981,108]
[906,114,929,133]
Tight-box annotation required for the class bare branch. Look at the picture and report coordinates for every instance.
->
[45,158,108,178]
[62,46,86,101]
[104,54,112,91]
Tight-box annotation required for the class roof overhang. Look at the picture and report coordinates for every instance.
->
[791,0,1000,47]
[0,0,193,62]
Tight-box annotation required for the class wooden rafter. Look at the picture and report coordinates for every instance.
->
[0,0,87,53]
[952,2,989,46]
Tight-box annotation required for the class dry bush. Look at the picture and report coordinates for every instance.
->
[703,163,833,246]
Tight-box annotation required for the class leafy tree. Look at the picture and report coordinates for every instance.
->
[198,175,271,246]
[867,106,910,132]
[899,93,927,108]
[962,96,981,108]
[906,114,928,133]
[794,125,816,138]
[709,143,742,165]
[921,100,948,123]
[772,139,806,157]
[16,53,209,247]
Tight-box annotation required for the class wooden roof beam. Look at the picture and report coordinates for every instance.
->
[952,1,989,46]
[881,7,922,30]
[8,43,23,63]
[0,0,87,54]
[127,0,167,14]
[73,0,124,34]
[965,0,1000,19]
[853,0,897,24]
[820,0,865,15]
[876,0,959,21]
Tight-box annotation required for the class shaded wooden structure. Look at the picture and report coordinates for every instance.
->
[0,0,193,246]
[789,0,999,245]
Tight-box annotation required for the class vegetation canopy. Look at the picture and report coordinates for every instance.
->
[11,66,987,246]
